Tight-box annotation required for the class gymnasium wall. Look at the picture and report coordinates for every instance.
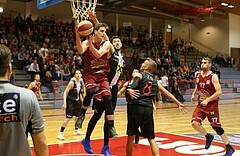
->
[191,17,229,56]
[229,13,240,49]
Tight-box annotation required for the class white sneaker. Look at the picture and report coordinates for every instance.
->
[57,132,65,140]
[73,129,84,135]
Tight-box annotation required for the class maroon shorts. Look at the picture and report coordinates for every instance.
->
[191,101,221,127]
[83,72,111,99]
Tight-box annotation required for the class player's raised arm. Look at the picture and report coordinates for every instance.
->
[75,21,88,54]
[117,81,129,97]
[87,9,99,24]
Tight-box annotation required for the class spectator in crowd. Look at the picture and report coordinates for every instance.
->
[28,59,41,81]
[211,64,220,79]
[161,71,169,102]
[41,71,54,92]
[130,51,140,73]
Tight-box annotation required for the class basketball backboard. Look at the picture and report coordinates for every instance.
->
[37,0,64,9]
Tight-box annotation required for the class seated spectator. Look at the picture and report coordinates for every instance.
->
[211,64,221,79]
[171,51,180,66]
[130,51,140,73]
[28,59,41,81]
[63,64,71,81]
[54,63,62,80]
[171,77,184,103]
[183,63,189,73]
[41,71,54,92]
[219,55,226,67]
[226,55,233,67]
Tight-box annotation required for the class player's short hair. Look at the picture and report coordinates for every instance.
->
[110,36,120,43]
[94,23,108,31]
[202,57,212,63]
[34,74,40,78]
[146,58,157,73]
[132,69,139,73]
[0,44,11,76]
[74,70,81,75]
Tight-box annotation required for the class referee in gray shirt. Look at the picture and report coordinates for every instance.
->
[0,44,49,156]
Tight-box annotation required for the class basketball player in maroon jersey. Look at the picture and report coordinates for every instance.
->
[191,57,235,156]
[75,22,117,139]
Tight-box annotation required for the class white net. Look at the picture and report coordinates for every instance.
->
[70,0,97,21]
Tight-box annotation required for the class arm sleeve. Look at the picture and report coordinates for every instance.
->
[130,76,141,89]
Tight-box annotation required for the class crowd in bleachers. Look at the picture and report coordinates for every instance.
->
[0,13,82,83]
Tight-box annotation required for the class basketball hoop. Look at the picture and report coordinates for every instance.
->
[70,0,97,22]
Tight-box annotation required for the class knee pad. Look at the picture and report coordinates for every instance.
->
[212,126,224,135]
[103,96,113,115]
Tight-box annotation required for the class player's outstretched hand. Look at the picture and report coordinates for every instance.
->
[87,9,96,20]
[62,103,66,110]
[178,103,187,114]
[128,89,140,99]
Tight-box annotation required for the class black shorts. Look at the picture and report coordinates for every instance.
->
[66,98,82,118]
[127,104,155,139]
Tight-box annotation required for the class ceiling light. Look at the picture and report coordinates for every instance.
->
[228,4,235,8]
[200,16,205,22]
[221,2,228,6]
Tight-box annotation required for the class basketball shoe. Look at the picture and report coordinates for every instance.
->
[108,127,118,138]
[81,139,93,154]
[73,129,84,135]
[101,145,112,156]
[57,132,65,140]
[205,134,214,149]
[223,145,235,156]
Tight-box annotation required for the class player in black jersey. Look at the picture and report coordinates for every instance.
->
[126,58,186,156]
[81,34,124,155]
[117,69,140,143]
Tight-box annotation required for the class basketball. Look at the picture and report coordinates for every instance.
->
[77,20,94,37]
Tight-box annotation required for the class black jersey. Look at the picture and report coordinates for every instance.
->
[131,72,158,107]
[67,78,83,101]
[107,51,124,86]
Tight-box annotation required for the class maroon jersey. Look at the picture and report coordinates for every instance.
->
[83,40,110,73]
[31,80,41,93]
[195,70,219,108]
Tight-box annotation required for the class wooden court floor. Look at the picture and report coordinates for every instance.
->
[28,99,240,146]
